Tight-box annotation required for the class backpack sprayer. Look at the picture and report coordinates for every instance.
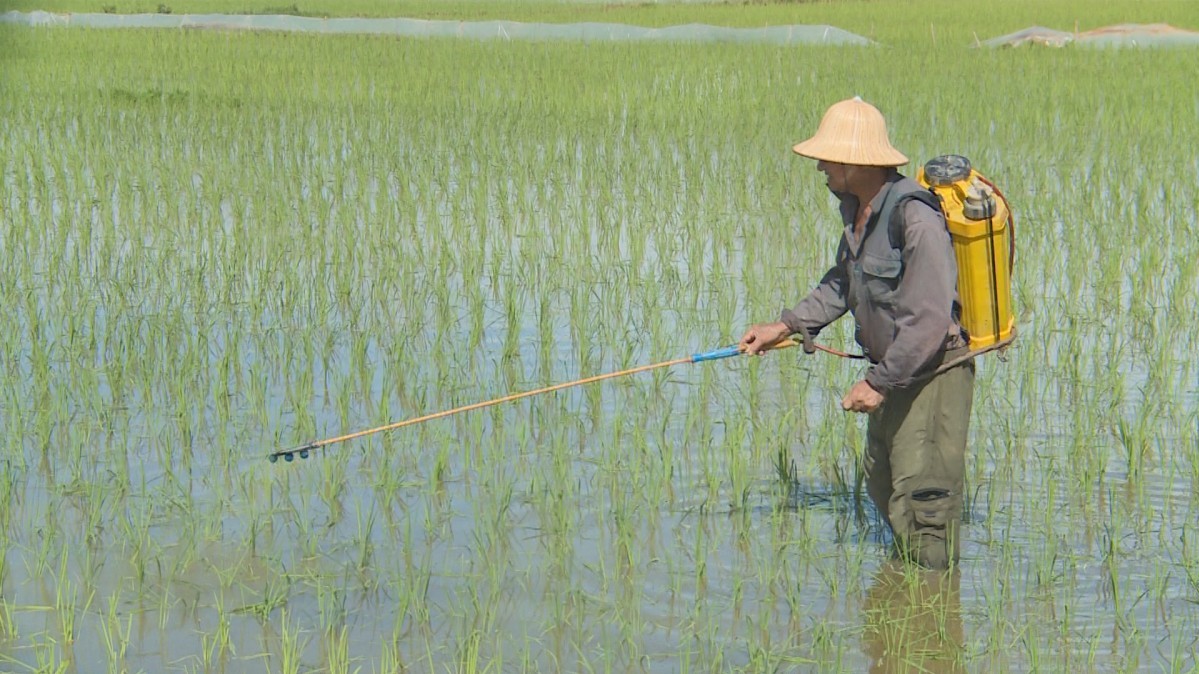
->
[268,155,1015,464]
[918,155,1016,355]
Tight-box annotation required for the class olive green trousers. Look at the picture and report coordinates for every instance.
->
[864,357,975,569]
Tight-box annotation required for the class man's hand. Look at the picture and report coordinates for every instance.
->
[739,321,793,356]
[841,380,884,413]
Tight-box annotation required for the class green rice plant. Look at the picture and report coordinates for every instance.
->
[98,594,133,671]
[201,593,235,670]
[277,608,308,674]
[0,597,15,640]
[27,631,70,674]
[325,624,358,674]
[1166,636,1194,674]
[51,550,93,654]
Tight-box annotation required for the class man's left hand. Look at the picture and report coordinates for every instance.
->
[841,380,884,414]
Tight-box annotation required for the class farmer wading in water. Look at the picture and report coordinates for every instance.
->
[740,97,974,570]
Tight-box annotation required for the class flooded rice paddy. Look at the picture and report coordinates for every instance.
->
[1,17,1199,673]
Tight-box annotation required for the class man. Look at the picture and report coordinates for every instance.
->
[739,97,973,569]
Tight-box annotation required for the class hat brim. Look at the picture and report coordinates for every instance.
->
[791,138,908,167]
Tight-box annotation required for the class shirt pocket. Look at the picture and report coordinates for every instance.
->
[858,251,903,305]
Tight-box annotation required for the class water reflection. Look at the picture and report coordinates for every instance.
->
[861,561,965,674]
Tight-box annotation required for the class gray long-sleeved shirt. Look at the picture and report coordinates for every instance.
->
[780,175,966,392]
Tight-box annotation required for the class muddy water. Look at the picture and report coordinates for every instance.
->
[2,326,1197,672]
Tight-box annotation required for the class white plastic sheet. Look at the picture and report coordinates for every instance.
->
[0,10,872,45]
[983,23,1199,48]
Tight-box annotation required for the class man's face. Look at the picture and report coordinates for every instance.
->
[816,160,879,196]
[816,159,852,193]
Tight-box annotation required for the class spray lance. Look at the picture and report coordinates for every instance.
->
[269,155,1021,466]
[267,329,842,464]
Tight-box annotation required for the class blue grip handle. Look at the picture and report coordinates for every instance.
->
[691,345,742,363]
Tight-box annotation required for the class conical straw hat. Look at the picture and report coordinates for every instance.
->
[792,97,908,167]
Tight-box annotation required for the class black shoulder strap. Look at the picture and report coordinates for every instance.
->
[887,189,943,251]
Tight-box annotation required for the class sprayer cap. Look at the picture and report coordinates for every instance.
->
[923,155,973,186]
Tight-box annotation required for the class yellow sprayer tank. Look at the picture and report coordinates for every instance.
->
[917,155,1015,350]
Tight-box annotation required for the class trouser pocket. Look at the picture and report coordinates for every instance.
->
[910,488,959,529]
[897,487,963,569]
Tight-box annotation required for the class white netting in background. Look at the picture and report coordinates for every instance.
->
[0,10,873,45]
[983,23,1199,48]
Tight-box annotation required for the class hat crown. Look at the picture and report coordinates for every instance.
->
[792,97,908,167]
